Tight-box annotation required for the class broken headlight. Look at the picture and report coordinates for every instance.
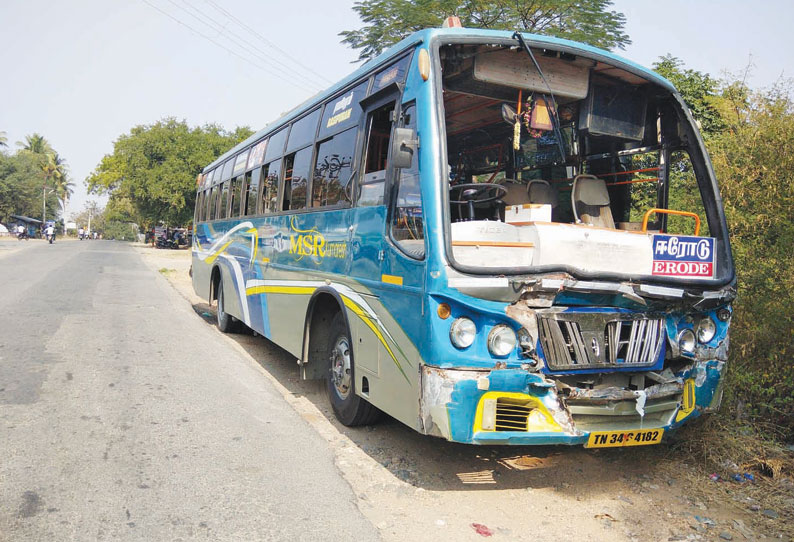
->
[487,325,516,357]
[697,316,717,344]
[678,328,696,355]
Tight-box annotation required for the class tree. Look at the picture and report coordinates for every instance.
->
[708,79,794,433]
[0,131,7,148]
[653,55,725,137]
[87,118,253,228]
[73,201,105,232]
[16,133,52,155]
[340,0,630,62]
[0,151,59,223]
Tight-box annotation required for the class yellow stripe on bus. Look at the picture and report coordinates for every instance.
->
[246,286,317,296]
[342,297,409,383]
[381,274,403,286]
[205,240,233,264]
[245,283,410,384]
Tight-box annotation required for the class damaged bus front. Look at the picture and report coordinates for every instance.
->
[418,30,735,446]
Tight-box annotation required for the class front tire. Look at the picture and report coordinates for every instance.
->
[215,278,239,333]
[326,312,380,426]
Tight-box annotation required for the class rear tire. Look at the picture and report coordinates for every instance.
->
[215,278,239,333]
[326,312,380,426]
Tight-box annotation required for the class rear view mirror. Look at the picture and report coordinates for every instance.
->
[391,127,417,169]
[501,103,517,124]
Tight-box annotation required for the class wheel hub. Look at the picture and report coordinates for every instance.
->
[331,336,351,399]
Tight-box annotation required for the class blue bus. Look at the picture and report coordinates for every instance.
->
[192,25,734,447]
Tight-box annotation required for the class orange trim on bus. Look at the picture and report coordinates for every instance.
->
[642,208,701,236]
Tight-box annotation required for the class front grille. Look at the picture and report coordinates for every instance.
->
[606,319,665,365]
[495,398,531,431]
[538,313,665,371]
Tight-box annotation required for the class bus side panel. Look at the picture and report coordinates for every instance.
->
[345,205,426,432]
[345,290,422,432]
[192,248,212,302]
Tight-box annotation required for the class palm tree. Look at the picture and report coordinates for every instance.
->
[0,131,8,148]
[17,133,52,155]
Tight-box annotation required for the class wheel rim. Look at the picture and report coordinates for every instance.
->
[330,336,352,400]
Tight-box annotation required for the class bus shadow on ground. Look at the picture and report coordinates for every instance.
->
[191,302,681,494]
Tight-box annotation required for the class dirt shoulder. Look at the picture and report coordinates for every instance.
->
[133,243,793,542]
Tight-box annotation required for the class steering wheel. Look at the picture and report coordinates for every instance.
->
[449,183,507,204]
[449,183,507,221]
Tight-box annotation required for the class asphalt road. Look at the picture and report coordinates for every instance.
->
[0,240,380,541]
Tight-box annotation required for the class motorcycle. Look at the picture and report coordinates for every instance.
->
[17,230,28,241]
[46,232,55,244]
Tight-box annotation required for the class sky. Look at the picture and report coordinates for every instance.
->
[1,0,792,220]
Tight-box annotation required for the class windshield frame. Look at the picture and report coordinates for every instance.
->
[429,34,735,289]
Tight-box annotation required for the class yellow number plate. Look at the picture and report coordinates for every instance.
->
[585,428,664,448]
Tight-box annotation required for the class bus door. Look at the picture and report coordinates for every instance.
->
[348,88,425,405]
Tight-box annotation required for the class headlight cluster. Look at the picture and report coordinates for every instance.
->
[678,314,719,355]
[449,318,519,357]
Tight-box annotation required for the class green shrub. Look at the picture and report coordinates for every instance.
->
[103,221,138,241]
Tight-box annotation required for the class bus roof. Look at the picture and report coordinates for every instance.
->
[204,28,676,173]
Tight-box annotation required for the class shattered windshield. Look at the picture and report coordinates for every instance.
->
[440,43,727,283]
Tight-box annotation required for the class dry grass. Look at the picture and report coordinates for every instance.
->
[662,415,794,537]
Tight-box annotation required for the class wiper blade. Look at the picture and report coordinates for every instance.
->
[512,32,567,164]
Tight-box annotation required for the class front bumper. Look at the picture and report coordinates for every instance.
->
[419,360,726,445]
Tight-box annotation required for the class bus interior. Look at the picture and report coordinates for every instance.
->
[440,43,715,278]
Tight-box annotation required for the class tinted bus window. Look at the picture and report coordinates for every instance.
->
[233,150,249,177]
[196,190,205,222]
[262,159,281,214]
[318,81,368,140]
[230,176,243,217]
[248,139,267,170]
[264,128,287,162]
[243,168,260,216]
[219,181,229,218]
[221,158,234,181]
[286,109,320,154]
[284,147,312,211]
[312,127,357,207]
[372,54,410,93]
[207,186,217,220]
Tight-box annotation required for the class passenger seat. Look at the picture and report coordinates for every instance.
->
[571,174,615,228]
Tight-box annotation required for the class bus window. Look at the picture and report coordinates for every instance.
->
[318,81,368,140]
[243,168,260,216]
[312,127,357,207]
[261,159,281,214]
[284,148,312,211]
[390,104,424,258]
[359,102,395,206]
[286,109,320,154]
[248,139,267,170]
[233,150,249,177]
[264,128,287,163]
[207,186,216,221]
[219,181,229,219]
[220,158,234,182]
[371,54,411,93]
[230,175,243,217]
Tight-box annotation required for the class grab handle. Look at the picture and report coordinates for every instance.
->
[642,208,701,236]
